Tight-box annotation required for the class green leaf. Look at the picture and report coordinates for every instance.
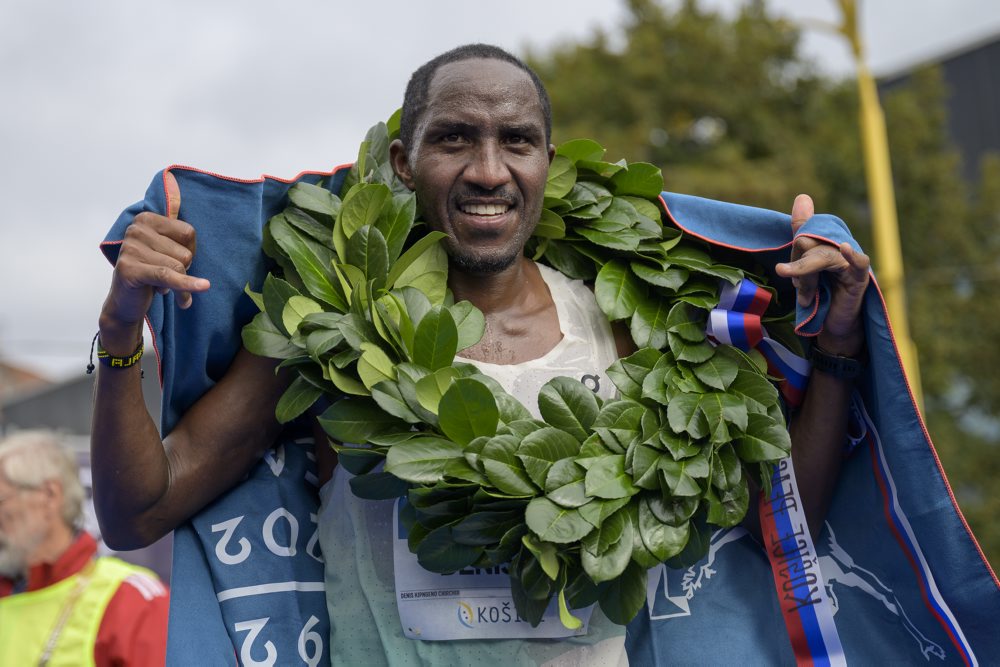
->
[525,498,594,544]
[330,444,383,476]
[288,182,340,226]
[349,471,409,500]
[729,369,780,414]
[385,437,465,484]
[692,346,741,390]
[597,560,647,625]
[412,306,458,371]
[545,155,577,199]
[630,297,671,350]
[438,378,499,445]
[555,138,605,163]
[581,508,633,582]
[379,193,417,265]
[339,182,391,241]
[416,524,482,573]
[386,231,448,290]
[522,534,560,580]
[585,455,640,499]
[558,588,583,630]
[609,162,663,198]
[346,225,389,288]
[317,397,405,443]
[269,216,347,311]
[281,296,323,336]
[594,260,645,321]
[414,366,459,415]
[630,262,689,291]
[577,227,642,251]
[578,497,630,527]
[370,380,421,423]
[450,510,523,547]
[646,494,699,527]
[242,312,301,359]
[639,496,690,560]
[544,459,589,508]
[537,377,600,442]
[481,435,539,496]
[326,361,370,396]
[284,208,334,245]
[666,393,708,439]
[449,301,486,352]
[534,208,566,239]
[244,283,265,312]
[357,342,397,390]
[664,301,706,342]
[706,480,750,528]
[516,427,580,488]
[659,449,710,496]
[734,413,792,462]
[605,348,661,400]
[262,273,303,336]
[631,443,663,490]
[274,375,322,424]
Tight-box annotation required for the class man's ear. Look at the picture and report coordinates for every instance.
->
[389,139,416,191]
[548,143,556,164]
[40,479,63,515]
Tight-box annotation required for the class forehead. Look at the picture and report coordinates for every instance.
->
[419,58,545,132]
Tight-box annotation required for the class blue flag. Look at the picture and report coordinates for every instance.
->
[103,168,1000,665]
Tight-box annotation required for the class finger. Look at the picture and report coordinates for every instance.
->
[165,170,182,220]
[775,244,848,278]
[790,193,814,236]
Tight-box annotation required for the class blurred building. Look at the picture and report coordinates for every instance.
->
[880,31,1000,183]
[0,357,171,582]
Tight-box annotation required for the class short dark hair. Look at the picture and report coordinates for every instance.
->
[399,43,552,150]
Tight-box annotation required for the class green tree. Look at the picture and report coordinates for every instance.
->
[526,0,999,569]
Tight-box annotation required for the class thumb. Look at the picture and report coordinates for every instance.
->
[164,170,182,220]
[790,193,814,236]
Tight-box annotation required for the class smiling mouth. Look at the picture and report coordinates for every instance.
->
[460,203,510,216]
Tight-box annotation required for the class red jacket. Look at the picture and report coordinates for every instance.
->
[0,532,169,666]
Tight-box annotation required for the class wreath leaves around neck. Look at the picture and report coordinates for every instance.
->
[241,112,799,627]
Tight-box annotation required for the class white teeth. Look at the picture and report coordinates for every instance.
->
[461,203,508,216]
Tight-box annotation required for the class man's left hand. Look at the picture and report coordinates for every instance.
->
[775,194,871,356]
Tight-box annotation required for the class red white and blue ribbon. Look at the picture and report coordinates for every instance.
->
[760,459,847,666]
[708,278,845,665]
[707,279,811,407]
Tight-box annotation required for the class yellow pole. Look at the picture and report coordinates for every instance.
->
[834,0,923,409]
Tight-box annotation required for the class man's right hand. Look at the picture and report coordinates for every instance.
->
[99,171,211,353]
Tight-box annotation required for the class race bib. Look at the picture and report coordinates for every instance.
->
[392,499,594,641]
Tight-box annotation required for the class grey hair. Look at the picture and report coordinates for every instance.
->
[0,430,85,528]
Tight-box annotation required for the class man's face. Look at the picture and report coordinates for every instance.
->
[392,58,554,274]
[0,474,49,578]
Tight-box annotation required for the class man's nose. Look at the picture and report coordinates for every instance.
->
[464,142,511,190]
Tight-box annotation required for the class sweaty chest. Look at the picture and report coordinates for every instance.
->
[460,306,562,365]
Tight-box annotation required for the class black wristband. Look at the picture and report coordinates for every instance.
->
[809,344,865,380]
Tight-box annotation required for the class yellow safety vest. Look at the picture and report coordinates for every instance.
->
[0,556,156,667]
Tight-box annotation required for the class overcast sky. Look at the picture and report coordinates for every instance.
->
[3,0,999,380]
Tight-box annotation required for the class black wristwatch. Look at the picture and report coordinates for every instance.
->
[808,344,865,380]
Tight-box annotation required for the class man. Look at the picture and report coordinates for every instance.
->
[92,44,869,663]
[0,430,169,666]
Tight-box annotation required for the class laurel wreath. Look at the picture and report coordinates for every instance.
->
[241,113,796,627]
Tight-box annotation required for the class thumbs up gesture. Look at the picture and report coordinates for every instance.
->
[99,171,211,353]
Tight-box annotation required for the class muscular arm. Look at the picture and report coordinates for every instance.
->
[91,172,288,549]
[775,195,870,539]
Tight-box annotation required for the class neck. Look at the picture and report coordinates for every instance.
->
[28,521,75,570]
[448,256,539,315]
